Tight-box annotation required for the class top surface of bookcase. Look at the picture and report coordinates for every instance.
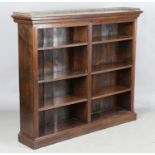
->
[12,7,142,21]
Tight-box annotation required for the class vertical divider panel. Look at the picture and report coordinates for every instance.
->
[87,23,93,122]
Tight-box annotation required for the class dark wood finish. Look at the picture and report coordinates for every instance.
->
[87,23,93,122]
[39,96,88,111]
[92,69,131,99]
[92,63,132,75]
[92,41,132,73]
[38,46,88,82]
[93,22,133,42]
[93,36,133,45]
[19,111,136,149]
[91,86,131,100]
[131,21,137,112]
[91,92,131,119]
[12,7,142,24]
[12,7,142,149]
[39,102,88,136]
[38,26,88,49]
[18,24,39,138]
[38,42,88,50]
[39,77,88,110]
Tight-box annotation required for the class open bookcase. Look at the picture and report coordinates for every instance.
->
[12,8,142,149]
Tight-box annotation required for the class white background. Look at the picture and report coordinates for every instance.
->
[0,2,155,152]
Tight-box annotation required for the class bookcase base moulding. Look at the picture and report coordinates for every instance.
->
[12,7,142,149]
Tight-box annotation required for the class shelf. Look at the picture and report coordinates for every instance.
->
[39,102,88,136]
[38,71,88,83]
[92,62,132,75]
[38,26,88,50]
[38,46,88,82]
[92,22,134,45]
[91,108,130,121]
[39,96,88,111]
[39,77,88,110]
[92,86,131,100]
[92,41,132,75]
[91,92,131,121]
[38,41,88,50]
[39,117,85,136]
[93,35,133,45]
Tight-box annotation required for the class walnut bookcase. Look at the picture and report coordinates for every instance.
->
[12,7,142,149]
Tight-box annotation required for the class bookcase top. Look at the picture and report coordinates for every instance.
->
[12,7,142,21]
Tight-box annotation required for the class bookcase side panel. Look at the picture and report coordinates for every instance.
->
[18,24,38,138]
[130,21,137,112]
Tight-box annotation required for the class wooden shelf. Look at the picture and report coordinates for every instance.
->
[38,41,88,50]
[92,63,132,75]
[39,117,85,136]
[39,71,88,83]
[39,102,88,136]
[91,108,130,121]
[92,35,133,45]
[92,86,131,100]
[39,96,88,111]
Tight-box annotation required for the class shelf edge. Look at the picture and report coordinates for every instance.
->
[38,73,88,84]
[38,42,88,51]
[92,65,132,75]
[38,98,88,111]
[92,37,133,45]
[92,88,131,100]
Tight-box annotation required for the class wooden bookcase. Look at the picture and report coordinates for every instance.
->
[12,7,142,149]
